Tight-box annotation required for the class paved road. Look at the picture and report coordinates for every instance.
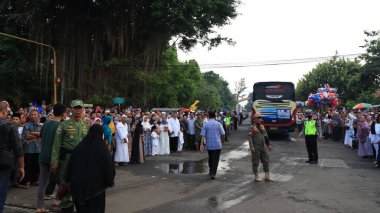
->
[5,123,380,213]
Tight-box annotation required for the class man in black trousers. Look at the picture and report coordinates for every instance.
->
[300,111,319,164]
[200,111,225,179]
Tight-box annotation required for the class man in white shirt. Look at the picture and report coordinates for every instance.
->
[168,111,180,153]
[187,113,196,150]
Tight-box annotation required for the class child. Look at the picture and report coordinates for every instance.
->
[177,127,185,152]
[151,125,160,156]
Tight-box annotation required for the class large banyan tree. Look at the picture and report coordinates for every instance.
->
[0,0,238,106]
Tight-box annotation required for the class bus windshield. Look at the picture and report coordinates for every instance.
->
[253,82,295,101]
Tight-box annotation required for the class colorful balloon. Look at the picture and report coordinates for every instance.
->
[305,84,339,109]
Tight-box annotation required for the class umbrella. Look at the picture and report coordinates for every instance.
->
[352,103,372,110]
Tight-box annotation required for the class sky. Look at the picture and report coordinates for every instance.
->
[177,0,380,99]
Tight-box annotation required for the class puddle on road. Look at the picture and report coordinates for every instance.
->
[155,161,209,174]
[154,142,251,175]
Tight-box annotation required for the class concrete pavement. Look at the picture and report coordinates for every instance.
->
[4,123,380,213]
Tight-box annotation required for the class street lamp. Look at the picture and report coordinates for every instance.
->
[0,32,58,104]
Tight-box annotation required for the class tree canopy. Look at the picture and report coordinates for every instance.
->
[296,31,380,108]
[0,0,239,106]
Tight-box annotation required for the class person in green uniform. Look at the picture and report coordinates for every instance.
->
[248,113,273,182]
[50,100,88,213]
[299,111,319,164]
[194,113,203,150]
[225,112,231,140]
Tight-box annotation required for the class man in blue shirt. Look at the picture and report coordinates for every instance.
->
[21,109,41,188]
[200,111,225,179]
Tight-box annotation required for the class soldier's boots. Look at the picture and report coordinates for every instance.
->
[254,173,262,182]
[265,172,274,182]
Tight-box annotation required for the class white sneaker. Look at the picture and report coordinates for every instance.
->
[254,174,262,182]
[265,173,274,182]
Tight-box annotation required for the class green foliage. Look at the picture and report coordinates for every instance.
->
[0,0,239,105]
[295,57,362,106]
[296,31,380,108]
[85,94,114,107]
[360,31,380,90]
[125,47,235,109]
[0,38,51,105]
[202,71,236,109]
[150,0,239,51]
[100,58,128,68]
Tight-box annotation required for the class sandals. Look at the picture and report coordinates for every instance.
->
[51,201,61,207]
[44,195,53,200]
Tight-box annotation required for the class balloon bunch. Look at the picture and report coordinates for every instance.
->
[305,84,339,109]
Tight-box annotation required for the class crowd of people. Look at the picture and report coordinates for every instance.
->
[4,97,379,212]
[0,100,245,213]
[296,108,380,167]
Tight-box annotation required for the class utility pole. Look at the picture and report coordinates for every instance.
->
[0,32,58,104]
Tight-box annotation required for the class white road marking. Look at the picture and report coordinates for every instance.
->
[320,159,325,167]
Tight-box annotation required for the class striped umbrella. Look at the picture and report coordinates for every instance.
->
[352,103,372,110]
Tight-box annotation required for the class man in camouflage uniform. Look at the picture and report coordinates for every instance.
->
[248,113,273,182]
[50,100,88,213]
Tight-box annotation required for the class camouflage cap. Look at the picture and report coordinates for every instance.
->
[71,100,84,108]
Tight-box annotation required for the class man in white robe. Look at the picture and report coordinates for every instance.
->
[168,112,181,153]
[114,115,129,166]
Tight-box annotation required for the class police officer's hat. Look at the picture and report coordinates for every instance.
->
[71,100,84,108]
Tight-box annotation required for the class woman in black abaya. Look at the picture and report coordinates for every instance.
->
[130,120,144,164]
[65,124,115,213]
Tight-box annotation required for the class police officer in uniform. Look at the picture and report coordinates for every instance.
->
[300,111,319,164]
[248,113,273,182]
[50,100,88,213]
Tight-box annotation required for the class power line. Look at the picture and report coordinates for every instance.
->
[198,53,363,69]
[198,53,360,66]
[99,53,363,70]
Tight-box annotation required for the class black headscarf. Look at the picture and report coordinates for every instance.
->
[65,124,115,204]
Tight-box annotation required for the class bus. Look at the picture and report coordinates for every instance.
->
[251,82,297,134]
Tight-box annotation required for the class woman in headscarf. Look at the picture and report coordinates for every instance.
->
[357,115,372,158]
[367,115,376,160]
[65,124,115,213]
[91,117,102,126]
[374,115,380,167]
[159,116,170,155]
[113,115,121,125]
[103,116,113,152]
[344,111,356,148]
[130,120,144,164]
[141,116,152,156]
